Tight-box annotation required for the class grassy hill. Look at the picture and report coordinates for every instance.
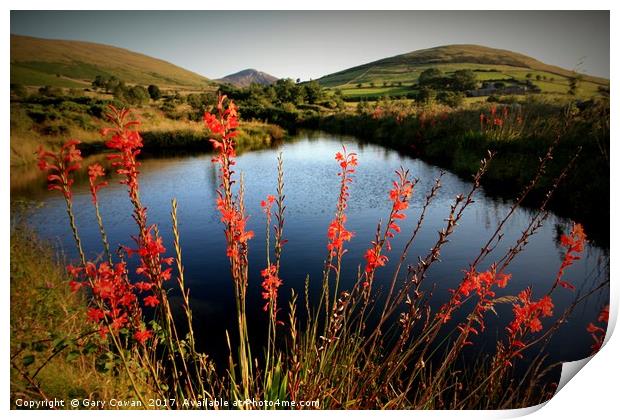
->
[11,34,214,89]
[318,44,609,99]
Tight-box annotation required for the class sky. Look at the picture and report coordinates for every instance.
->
[10,10,610,80]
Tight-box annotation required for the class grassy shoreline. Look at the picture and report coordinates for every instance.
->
[299,106,609,247]
[10,224,140,408]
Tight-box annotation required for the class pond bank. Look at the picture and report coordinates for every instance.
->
[298,113,609,247]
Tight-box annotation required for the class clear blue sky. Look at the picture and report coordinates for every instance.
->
[10,10,610,80]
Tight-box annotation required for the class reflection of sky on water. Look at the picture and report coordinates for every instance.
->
[17,132,609,365]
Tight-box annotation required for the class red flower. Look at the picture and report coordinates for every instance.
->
[437,268,511,325]
[134,328,153,345]
[208,94,254,282]
[587,305,609,354]
[554,223,586,291]
[69,260,142,340]
[144,295,160,307]
[69,280,84,292]
[261,264,283,314]
[37,140,83,200]
[87,307,105,323]
[101,106,143,207]
[364,247,388,274]
[326,147,357,259]
[598,305,610,323]
[88,163,108,204]
[506,288,554,338]
[260,194,276,212]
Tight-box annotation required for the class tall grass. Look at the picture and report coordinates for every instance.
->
[10,222,138,406]
[14,96,608,410]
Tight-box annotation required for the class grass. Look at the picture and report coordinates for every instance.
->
[10,95,287,167]
[11,34,214,88]
[318,44,609,89]
[11,64,89,88]
[10,223,138,407]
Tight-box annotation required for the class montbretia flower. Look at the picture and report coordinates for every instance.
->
[261,194,276,212]
[437,268,511,327]
[372,107,384,120]
[134,328,153,345]
[144,295,160,308]
[364,248,389,274]
[102,107,143,193]
[68,261,141,339]
[362,168,414,287]
[554,223,586,290]
[507,288,554,336]
[327,147,357,259]
[125,225,174,288]
[327,216,354,258]
[37,139,83,201]
[88,163,108,204]
[587,305,609,354]
[206,94,253,288]
[261,264,283,314]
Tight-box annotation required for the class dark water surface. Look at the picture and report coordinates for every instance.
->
[13,131,609,365]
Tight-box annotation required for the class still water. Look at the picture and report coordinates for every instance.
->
[13,131,609,365]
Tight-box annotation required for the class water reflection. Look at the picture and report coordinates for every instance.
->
[11,131,609,365]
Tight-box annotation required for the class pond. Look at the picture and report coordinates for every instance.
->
[12,131,609,367]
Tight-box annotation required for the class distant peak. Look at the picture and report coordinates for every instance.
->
[218,68,279,87]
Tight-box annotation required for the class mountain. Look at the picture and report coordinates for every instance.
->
[317,44,608,97]
[10,34,213,88]
[218,69,278,87]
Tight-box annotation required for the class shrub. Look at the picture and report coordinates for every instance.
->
[147,84,161,100]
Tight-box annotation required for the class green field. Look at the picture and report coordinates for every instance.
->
[318,45,608,100]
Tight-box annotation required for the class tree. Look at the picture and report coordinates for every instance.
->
[526,73,533,79]
[418,68,443,86]
[92,75,107,90]
[291,84,306,105]
[148,84,161,100]
[535,75,542,81]
[416,86,435,104]
[369,82,375,88]
[128,86,150,105]
[105,76,121,93]
[437,91,465,108]
[304,80,323,104]
[274,78,298,104]
[356,83,363,88]
[10,83,27,97]
[38,85,63,97]
[451,70,477,91]
[186,92,215,111]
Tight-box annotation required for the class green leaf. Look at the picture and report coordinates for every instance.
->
[32,342,48,352]
[52,337,68,352]
[82,342,98,355]
[22,354,35,366]
[66,350,80,362]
